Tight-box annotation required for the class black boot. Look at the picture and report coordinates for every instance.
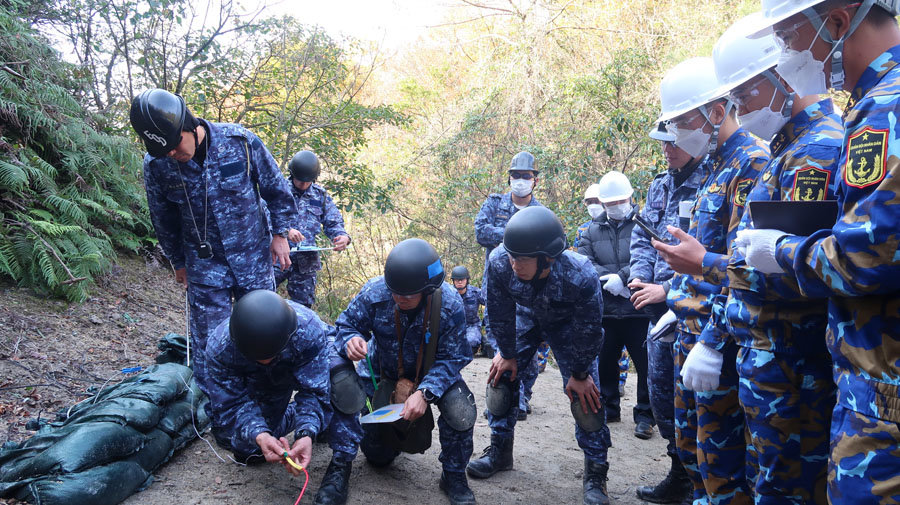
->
[635,454,691,504]
[439,471,476,505]
[314,457,352,505]
[583,459,610,505]
[465,435,513,479]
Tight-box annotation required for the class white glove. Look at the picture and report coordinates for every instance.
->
[649,310,677,341]
[599,273,631,298]
[680,343,723,391]
[734,229,789,274]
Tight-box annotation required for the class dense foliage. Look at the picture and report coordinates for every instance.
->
[0,5,150,302]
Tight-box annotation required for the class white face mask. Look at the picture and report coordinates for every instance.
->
[672,125,712,159]
[737,88,790,141]
[510,178,533,197]
[587,204,604,220]
[775,22,829,96]
[604,202,631,221]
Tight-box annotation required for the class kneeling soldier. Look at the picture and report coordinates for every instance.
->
[336,239,478,505]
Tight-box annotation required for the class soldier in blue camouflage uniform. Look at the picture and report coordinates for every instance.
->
[652,57,768,505]
[336,239,478,505]
[466,207,612,505]
[629,121,708,504]
[205,290,359,505]
[274,151,350,308]
[475,151,544,417]
[451,265,485,355]
[737,2,900,502]
[130,90,297,394]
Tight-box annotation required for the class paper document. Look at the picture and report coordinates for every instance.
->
[290,245,336,252]
[360,403,405,424]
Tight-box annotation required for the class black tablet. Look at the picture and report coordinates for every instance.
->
[749,200,839,236]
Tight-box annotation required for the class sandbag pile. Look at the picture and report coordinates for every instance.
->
[0,335,209,505]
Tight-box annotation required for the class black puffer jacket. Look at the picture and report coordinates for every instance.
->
[577,207,650,319]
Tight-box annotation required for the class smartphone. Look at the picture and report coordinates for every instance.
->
[631,212,668,244]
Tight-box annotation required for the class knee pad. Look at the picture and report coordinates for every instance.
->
[570,397,606,432]
[438,382,477,431]
[485,379,516,417]
[330,362,367,415]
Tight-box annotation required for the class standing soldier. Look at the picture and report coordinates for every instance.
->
[653,57,769,505]
[656,16,844,504]
[738,1,900,501]
[336,239,478,505]
[129,89,297,392]
[451,265,485,356]
[576,172,654,439]
[466,207,611,505]
[628,121,708,504]
[275,150,350,308]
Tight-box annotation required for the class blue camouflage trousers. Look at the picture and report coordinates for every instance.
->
[212,391,316,459]
[274,265,317,308]
[518,353,540,412]
[360,379,474,473]
[737,347,833,505]
[675,332,751,505]
[188,279,271,395]
[648,333,677,458]
[488,329,611,465]
[827,406,900,504]
[325,356,364,463]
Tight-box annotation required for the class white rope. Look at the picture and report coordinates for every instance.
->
[185,289,191,366]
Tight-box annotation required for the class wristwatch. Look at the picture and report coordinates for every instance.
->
[296,429,314,440]
[419,388,438,404]
[571,370,589,381]
[276,230,290,239]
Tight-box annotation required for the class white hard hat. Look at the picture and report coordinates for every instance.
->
[746,0,900,38]
[584,183,602,200]
[596,171,634,203]
[649,121,676,142]
[713,14,782,94]
[657,57,724,123]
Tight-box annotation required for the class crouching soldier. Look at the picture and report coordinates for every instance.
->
[466,206,612,505]
[205,290,363,505]
[451,265,485,356]
[336,239,478,505]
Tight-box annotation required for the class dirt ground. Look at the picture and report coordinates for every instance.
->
[0,257,670,505]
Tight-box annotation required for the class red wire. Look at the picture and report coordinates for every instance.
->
[293,467,309,505]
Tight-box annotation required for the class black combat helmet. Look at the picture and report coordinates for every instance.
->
[229,290,298,361]
[383,239,445,295]
[129,89,195,158]
[450,265,470,280]
[503,206,566,258]
[288,150,321,182]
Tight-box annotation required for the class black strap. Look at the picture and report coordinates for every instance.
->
[422,287,441,375]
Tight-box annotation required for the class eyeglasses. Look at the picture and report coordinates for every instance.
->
[509,172,535,180]
[669,111,703,131]
[729,76,766,106]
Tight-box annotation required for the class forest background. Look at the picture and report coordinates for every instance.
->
[0,0,756,320]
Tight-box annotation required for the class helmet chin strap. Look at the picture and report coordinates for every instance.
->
[802,0,876,91]
[528,256,550,286]
[762,69,795,121]
[699,99,734,156]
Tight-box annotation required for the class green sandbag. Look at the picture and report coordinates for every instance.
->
[22,460,150,505]
[155,332,188,365]
[66,364,192,417]
[61,397,161,431]
[128,429,174,472]
[0,422,145,483]
[156,400,193,437]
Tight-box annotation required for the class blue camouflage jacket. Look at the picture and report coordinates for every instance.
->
[718,99,843,354]
[629,163,709,288]
[775,46,900,423]
[205,300,332,455]
[335,279,471,399]
[475,192,543,263]
[142,121,298,288]
[287,182,348,274]
[666,128,769,341]
[572,219,592,249]
[485,246,604,375]
[458,285,484,327]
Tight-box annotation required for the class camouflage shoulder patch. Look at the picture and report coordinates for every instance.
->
[844,127,888,189]
[792,167,831,201]
[732,178,754,207]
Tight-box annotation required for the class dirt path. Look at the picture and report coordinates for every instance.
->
[1,258,669,504]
